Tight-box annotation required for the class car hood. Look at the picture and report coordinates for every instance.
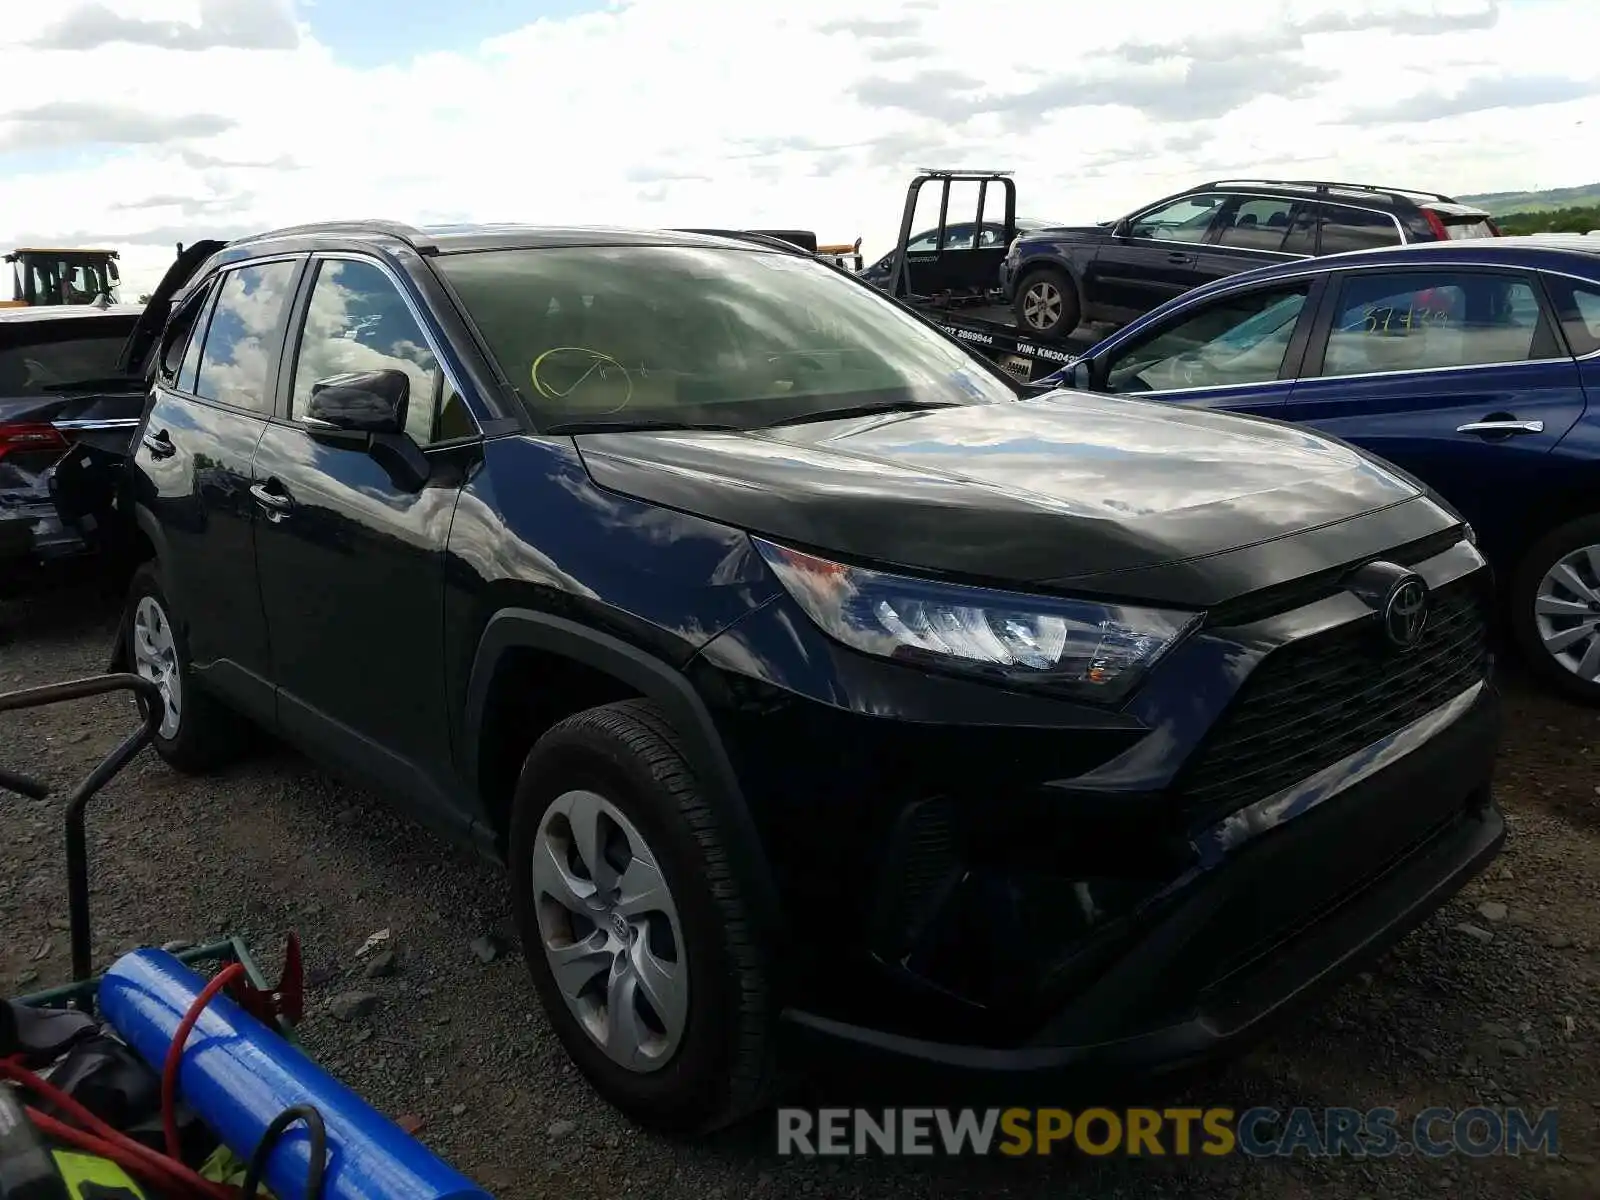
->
[573,393,1459,607]
[1019,225,1106,244]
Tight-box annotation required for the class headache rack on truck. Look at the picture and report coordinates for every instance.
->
[878,169,1079,384]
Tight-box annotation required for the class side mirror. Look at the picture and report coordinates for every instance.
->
[1111,219,1130,238]
[1063,359,1094,391]
[304,369,409,436]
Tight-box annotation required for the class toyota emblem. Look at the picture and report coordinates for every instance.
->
[1382,576,1430,651]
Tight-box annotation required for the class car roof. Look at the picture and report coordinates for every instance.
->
[1175,235,1600,304]
[217,221,785,259]
[0,303,143,324]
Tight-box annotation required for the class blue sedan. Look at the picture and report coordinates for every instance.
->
[1038,234,1600,704]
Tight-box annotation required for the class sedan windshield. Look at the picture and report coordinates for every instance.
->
[431,243,1016,429]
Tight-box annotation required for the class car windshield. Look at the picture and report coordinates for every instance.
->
[431,244,1017,429]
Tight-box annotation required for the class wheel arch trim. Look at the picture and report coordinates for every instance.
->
[463,608,786,940]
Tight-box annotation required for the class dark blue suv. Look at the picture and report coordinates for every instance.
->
[110,220,1501,1134]
[1043,235,1600,705]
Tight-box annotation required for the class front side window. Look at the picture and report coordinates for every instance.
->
[1102,283,1312,394]
[1125,194,1224,243]
[1317,271,1547,378]
[432,244,1018,429]
[193,260,298,413]
[1214,198,1296,252]
[290,259,448,445]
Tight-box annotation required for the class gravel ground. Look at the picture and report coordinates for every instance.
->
[2,584,1597,1199]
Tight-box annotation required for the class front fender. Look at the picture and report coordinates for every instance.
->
[461,608,786,943]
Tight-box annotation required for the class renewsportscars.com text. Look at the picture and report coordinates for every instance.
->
[775,1106,1561,1159]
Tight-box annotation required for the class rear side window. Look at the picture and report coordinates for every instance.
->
[1318,206,1403,254]
[1540,275,1600,356]
[0,322,135,396]
[1213,197,1296,252]
[1278,205,1320,255]
[1317,271,1551,377]
[193,261,298,413]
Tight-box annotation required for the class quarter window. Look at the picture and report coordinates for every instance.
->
[192,261,298,413]
[160,281,215,384]
[1126,194,1224,243]
[290,258,447,446]
[1317,271,1548,378]
[1214,198,1297,252]
[1317,206,1402,254]
[1103,283,1312,393]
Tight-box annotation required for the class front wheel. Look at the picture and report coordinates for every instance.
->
[1509,514,1600,705]
[507,699,777,1135]
[1013,267,1080,341]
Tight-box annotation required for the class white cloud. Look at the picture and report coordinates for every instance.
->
[3,0,1600,297]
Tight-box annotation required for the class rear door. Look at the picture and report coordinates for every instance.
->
[1280,265,1585,556]
[130,256,304,724]
[1090,276,1321,414]
[1089,192,1229,316]
[1203,195,1307,281]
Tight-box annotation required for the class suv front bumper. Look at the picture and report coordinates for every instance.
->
[779,679,1502,1085]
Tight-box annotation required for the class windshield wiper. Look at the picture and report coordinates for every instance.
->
[544,419,745,434]
[766,399,962,427]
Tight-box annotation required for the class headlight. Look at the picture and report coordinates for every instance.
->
[754,539,1200,703]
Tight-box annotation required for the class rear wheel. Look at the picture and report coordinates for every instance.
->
[1013,267,1080,341]
[124,563,247,772]
[508,699,776,1135]
[1509,515,1600,705]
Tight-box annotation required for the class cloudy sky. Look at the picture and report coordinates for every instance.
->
[2,0,1598,296]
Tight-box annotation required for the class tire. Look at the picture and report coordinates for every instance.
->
[123,562,247,773]
[1013,267,1080,341]
[508,699,776,1135]
[1509,514,1600,706]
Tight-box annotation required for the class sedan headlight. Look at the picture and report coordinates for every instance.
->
[754,538,1200,703]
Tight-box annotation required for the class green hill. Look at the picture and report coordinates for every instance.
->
[1460,183,1600,215]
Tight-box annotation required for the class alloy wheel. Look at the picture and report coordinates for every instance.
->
[530,789,689,1072]
[1021,280,1063,331]
[131,595,182,740]
[1533,543,1600,681]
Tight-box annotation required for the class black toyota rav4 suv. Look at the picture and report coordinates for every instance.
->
[109,220,1503,1134]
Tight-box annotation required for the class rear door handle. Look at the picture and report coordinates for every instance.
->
[140,430,174,458]
[249,481,293,512]
[1167,252,1194,264]
[1455,419,1544,435]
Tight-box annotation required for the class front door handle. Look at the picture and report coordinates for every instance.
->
[140,430,175,459]
[1455,419,1544,436]
[1167,252,1194,264]
[249,481,293,512]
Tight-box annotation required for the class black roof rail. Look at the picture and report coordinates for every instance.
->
[915,167,1014,177]
[1202,179,1457,206]
[239,219,436,250]
[672,228,814,255]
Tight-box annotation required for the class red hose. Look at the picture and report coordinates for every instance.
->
[162,961,248,1161]
[0,1057,233,1199]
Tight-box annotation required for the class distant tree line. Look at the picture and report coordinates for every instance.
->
[1496,206,1600,235]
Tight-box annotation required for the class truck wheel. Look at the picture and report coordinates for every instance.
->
[1014,267,1079,341]
[508,699,776,1135]
[123,562,247,773]
[1509,515,1600,706]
